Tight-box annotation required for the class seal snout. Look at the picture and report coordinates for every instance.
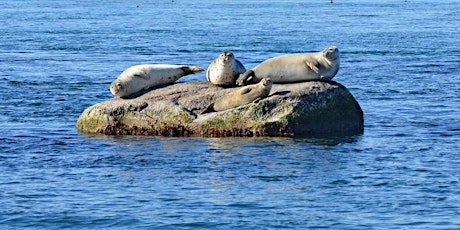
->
[221,51,234,62]
[261,78,272,87]
[324,46,339,60]
[110,81,122,96]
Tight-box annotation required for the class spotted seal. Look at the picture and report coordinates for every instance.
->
[206,51,246,87]
[110,64,204,98]
[236,46,339,86]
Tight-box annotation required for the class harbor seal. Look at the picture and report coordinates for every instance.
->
[110,64,204,98]
[201,78,272,114]
[236,46,339,86]
[206,51,246,87]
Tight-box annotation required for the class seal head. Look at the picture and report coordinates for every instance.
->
[110,80,124,96]
[319,46,340,79]
[110,66,150,97]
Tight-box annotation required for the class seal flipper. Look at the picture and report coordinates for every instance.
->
[238,87,253,95]
[236,70,255,86]
[131,68,150,80]
[306,60,320,74]
[181,66,205,75]
[133,72,150,80]
[199,103,216,115]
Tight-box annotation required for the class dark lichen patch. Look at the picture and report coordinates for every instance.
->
[128,102,148,112]
[200,127,254,137]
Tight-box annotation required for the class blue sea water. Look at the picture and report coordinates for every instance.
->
[1,0,459,229]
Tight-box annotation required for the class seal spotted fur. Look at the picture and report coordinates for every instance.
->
[206,51,246,87]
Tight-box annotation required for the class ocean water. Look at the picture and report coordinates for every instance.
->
[1,0,459,229]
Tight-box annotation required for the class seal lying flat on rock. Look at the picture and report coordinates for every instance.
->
[206,51,246,87]
[236,46,339,86]
[110,64,204,98]
[201,78,272,114]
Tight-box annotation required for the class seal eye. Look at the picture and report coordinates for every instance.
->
[328,47,337,53]
[117,82,122,89]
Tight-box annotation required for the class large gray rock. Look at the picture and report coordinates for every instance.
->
[76,81,363,138]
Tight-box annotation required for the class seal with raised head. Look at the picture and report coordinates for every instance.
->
[110,64,204,98]
[206,51,246,87]
[201,78,272,114]
[236,46,339,86]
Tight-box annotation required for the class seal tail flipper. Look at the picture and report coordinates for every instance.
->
[236,70,255,86]
[182,66,205,75]
[199,103,216,115]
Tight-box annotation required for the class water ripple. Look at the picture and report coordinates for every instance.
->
[1,0,460,229]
